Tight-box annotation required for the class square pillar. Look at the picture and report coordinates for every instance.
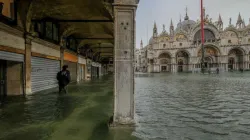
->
[60,47,65,68]
[113,1,138,125]
[24,36,32,95]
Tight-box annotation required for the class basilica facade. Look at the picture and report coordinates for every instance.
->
[136,8,250,73]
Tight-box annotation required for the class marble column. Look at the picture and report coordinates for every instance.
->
[24,35,32,95]
[113,0,139,125]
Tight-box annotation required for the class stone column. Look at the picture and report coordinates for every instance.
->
[24,36,32,95]
[113,0,138,125]
[60,47,65,69]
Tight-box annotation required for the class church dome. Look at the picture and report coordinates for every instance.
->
[149,36,154,44]
[175,20,196,32]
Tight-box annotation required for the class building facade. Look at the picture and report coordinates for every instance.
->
[137,8,250,73]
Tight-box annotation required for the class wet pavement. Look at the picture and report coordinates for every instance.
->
[0,75,138,140]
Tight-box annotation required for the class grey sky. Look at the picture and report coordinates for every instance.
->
[136,0,250,48]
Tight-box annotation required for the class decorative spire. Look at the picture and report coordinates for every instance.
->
[237,13,243,23]
[140,39,143,49]
[153,21,158,37]
[218,14,222,23]
[154,21,157,29]
[184,6,189,20]
[162,24,166,32]
[236,13,244,29]
[170,19,174,36]
[229,17,232,25]
[179,14,182,23]
[217,14,223,30]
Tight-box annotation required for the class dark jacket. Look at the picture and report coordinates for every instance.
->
[57,70,71,86]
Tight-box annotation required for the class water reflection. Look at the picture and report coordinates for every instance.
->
[134,72,250,140]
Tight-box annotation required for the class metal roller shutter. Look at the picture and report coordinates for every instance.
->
[0,51,24,62]
[31,57,60,93]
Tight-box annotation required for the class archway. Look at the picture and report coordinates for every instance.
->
[228,48,244,71]
[198,45,220,69]
[176,51,189,72]
[158,52,171,72]
[194,29,216,44]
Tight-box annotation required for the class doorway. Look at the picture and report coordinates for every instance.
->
[161,66,167,72]
[178,60,184,72]
[0,60,7,102]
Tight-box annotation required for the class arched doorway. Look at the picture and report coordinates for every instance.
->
[204,56,213,68]
[176,51,189,72]
[178,59,184,72]
[228,48,244,71]
[228,57,235,70]
[198,46,220,69]
[158,53,171,72]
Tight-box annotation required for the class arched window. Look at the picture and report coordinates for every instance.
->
[194,29,216,41]
[163,44,166,48]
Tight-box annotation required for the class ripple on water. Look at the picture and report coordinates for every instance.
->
[135,73,250,140]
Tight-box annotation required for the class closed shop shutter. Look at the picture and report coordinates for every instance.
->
[0,51,24,62]
[31,57,60,93]
[79,64,85,81]
[64,61,77,82]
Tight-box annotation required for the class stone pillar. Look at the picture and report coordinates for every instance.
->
[60,47,65,68]
[113,0,138,125]
[24,36,32,95]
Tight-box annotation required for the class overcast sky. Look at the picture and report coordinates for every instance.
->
[136,0,250,48]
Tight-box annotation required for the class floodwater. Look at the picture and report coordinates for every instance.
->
[134,72,250,140]
[0,76,137,140]
[1,73,250,140]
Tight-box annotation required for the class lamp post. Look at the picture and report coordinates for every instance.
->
[201,0,205,73]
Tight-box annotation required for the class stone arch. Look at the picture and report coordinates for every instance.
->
[158,51,172,58]
[175,49,191,58]
[224,27,240,38]
[191,24,220,41]
[197,44,221,57]
[228,47,245,70]
[228,47,247,55]
[158,52,171,72]
[175,50,190,72]
[175,33,188,42]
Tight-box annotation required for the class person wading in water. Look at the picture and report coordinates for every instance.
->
[57,65,71,94]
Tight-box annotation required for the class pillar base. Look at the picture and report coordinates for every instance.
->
[110,118,135,128]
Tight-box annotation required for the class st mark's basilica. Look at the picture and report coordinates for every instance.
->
[136,8,250,73]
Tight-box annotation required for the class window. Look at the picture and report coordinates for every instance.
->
[163,44,166,48]
[53,24,59,41]
[34,20,59,43]
[228,40,232,44]
[45,22,53,39]
[248,38,250,43]
[179,43,182,46]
